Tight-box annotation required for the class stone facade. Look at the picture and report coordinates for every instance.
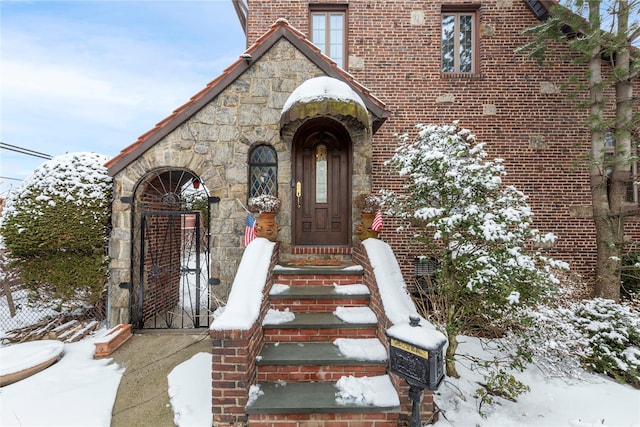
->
[107,37,376,326]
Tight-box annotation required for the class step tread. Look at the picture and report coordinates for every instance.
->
[246,381,400,414]
[257,341,387,365]
[273,264,364,275]
[270,285,370,299]
[263,312,376,328]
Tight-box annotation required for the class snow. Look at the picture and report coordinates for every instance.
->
[433,336,640,427]
[387,322,447,351]
[0,340,64,377]
[335,374,400,407]
[262,307,295,325]
[334,306,377,323]
[1,332,637,427]
[361,238,420,325]
[333,338,387,361]
[1,289,66,336]
[270,283,290,294]
[209,238,276,330]
[333,283,370,295]
[0,152,111,223]
[361,238,446,349]
[282,76,366,113]
[1,235,638,426]
[167,352,211,427]
[0,336,123,427]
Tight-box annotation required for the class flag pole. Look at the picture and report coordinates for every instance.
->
[235,198,252,215]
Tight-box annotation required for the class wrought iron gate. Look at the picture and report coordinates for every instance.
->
[138,211,211,329]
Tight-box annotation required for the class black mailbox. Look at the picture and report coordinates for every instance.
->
[388,334,445,390]
[386,316,447,427]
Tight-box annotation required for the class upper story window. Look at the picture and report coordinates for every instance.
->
[310,5,347,69]
[249,144,278,198]
[441,7,478,74]
[604,131,638,204]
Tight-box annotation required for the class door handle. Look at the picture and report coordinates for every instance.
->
[296,181,302,208]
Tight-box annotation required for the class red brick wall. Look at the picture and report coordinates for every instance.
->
[210,243,279,426]
[354,240,436,425]
[247,0,640,285]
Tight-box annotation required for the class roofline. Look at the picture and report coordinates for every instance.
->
[106,19,389,177]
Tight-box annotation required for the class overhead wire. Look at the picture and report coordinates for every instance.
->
[0,141,52,160]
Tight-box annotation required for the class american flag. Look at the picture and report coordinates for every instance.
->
[244,213,257,247]
[371,209,383,232]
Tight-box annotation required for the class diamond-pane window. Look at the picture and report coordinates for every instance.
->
[249,145,277,198]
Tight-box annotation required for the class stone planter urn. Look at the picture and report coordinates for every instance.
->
[256,212,278,242]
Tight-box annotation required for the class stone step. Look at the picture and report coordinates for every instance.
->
[257,340,387,365]
[256,341,388,382]
[262,312,377,342]
[246,380,401,416]
[269,284,370,312]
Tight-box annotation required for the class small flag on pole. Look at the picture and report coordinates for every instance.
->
[244,213,257,247]
[371,209,383,232]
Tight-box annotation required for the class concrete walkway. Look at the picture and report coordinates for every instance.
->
[109,329,211,427]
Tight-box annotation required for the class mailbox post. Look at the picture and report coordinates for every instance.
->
[387,315,446,427]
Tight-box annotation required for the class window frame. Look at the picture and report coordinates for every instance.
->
[441,5,480,75]
[604,131,638,205]
[309,4,348,70]
[248,144,278,199]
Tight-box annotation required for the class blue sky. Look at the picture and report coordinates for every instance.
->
[0,0,246,197]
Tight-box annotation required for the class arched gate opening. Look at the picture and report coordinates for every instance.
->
[131,168,211,329]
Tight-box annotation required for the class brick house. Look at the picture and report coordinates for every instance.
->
[104,0,637,424]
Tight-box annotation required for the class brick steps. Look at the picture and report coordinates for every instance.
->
[257,341,388,382]
[269,285,370,312]
[257,341,385,365]
[249,264,400,425]
[262,312,378,342]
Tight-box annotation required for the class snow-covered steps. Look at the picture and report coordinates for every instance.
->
[257,340,388,382]
[246,378,400,424]
[269,284,370,312]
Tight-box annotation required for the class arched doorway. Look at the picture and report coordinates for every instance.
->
[131,168,211,329]
[292,118,352,246]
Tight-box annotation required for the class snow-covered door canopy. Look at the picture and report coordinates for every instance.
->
[280,76,370,130]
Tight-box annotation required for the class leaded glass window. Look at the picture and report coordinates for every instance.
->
[249,145,277,198]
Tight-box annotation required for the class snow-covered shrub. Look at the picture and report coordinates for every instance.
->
[382,122,566,408]
[621,251,640,301]
[525,298,640,387]
[570,299,640,387]
[0,153,112,312]
[383,123,564,371]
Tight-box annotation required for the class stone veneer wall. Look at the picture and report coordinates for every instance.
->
[108,38,375,326]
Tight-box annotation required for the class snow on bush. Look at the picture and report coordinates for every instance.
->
[527,298,640,387]
[0,152,112,310]
[382,122,568,409]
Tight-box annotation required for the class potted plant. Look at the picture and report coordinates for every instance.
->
[354,194,381,240]
[248,194,281,241]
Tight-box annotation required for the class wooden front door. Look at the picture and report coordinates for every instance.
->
[293,121,351,246]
